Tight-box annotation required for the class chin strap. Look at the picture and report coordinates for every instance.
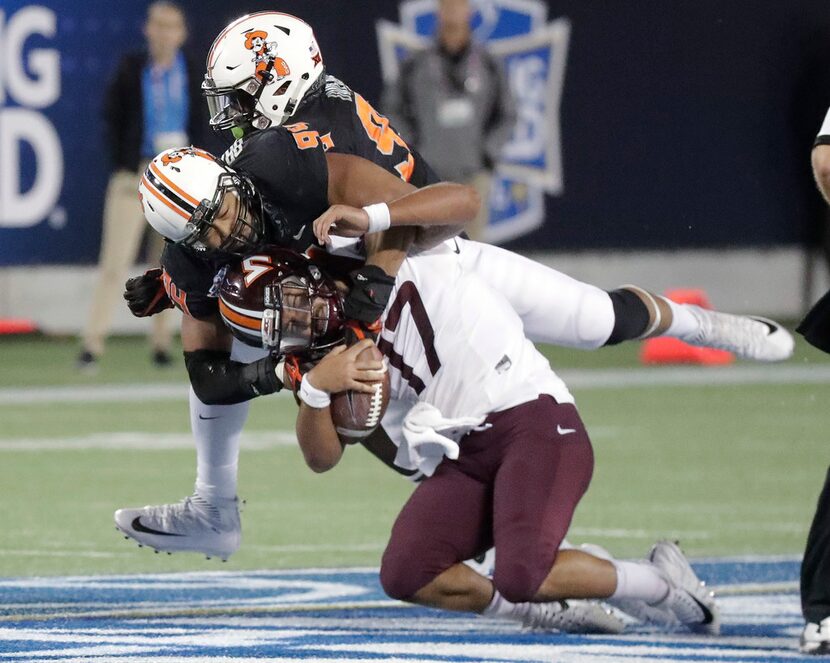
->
[344,319,382,345]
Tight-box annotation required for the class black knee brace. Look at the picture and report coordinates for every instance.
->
[605,288,650,345]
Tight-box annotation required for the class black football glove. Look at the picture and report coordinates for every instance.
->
[343,265,395,324]
[124,268,174,317]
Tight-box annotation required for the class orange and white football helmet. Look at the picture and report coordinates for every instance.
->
[203,12,324,132]
[138,146,263,255]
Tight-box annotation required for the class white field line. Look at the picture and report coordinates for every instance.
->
[0,599,408,623]
[2,364,829,406]
[562,363,830,389]
[0,431,297,451]
[0,542,388,559]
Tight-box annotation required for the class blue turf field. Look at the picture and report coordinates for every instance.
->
[0,557,812,662]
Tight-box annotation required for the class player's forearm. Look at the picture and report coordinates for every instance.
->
[387,182,479,229]
[362,227,415,277]
[412,224,465,251]
[296,404,344,473]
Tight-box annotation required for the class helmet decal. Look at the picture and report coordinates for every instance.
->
[242,29,291,82]
[161,151,185,166]
[243,29,269,51]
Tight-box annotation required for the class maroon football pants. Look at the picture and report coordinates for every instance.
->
[380,395,594,603]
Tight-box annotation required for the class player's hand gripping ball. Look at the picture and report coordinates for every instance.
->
[330,342,390,442]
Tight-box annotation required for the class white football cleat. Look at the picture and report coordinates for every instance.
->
[114,493,241,560]
[648,540,720,635]
[684,306,794,362]
[801,617,830,655]
[521,599,625,634]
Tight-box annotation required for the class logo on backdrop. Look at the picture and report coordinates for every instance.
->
[377,0,569,243]
[0,6,64,229]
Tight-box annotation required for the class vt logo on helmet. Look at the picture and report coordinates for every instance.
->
[203,12,325,132]
[138,147,264,256]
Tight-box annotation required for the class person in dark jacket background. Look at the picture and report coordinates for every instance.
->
[382,0,516,242]
[77,1,207,370]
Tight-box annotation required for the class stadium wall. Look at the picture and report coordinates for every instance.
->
[0,248,824,335]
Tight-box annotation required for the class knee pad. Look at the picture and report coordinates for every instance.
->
[605,288,651,345]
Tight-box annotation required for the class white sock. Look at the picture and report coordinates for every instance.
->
[611,560,670,604]
[482,589,535,622]
[190,386,249,502]
[663,299,700,340]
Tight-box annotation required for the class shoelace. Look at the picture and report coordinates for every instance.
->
[145,495,224,530]
[690,309,769,355]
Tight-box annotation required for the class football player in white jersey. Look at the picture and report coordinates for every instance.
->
[116,145,794,565]
[212,244,720,636]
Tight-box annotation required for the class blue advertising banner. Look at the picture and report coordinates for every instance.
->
[0,2,148,265]
[377,0,569,243]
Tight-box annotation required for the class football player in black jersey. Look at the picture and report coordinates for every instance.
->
[116,141,478,560]
[117,11,794,562]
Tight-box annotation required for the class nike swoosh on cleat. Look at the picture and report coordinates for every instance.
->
[750,317,778,335]
[689,593,715,625]
[453,239,461,254]
[131,517,183,537]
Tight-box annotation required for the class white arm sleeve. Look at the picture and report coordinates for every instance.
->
[818,106,830,138]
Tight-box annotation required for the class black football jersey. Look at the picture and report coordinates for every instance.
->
[223,127,330,250]
[161,74,440,319]
[160,243,228,320]
[289,75,440,188]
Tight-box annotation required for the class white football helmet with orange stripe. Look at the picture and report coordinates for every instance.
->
[139,146,264,255]
[203,12,324,132]
[218,247,344,354]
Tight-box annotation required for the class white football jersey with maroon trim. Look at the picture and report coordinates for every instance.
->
[378,243,573,420]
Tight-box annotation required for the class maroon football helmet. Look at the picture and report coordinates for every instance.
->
[218,247,345,355]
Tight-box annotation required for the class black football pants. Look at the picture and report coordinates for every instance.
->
[802,465,830,624]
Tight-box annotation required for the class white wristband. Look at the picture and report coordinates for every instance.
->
[299,375,331,408]
[363,202,391,234]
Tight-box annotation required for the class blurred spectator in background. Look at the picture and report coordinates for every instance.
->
[77,1,207,370]
[382,0,515,241]
[795,108,830,656]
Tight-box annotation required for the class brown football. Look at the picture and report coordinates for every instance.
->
[330,343,390,442]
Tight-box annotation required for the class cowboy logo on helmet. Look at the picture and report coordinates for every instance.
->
[242,29,290,82]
